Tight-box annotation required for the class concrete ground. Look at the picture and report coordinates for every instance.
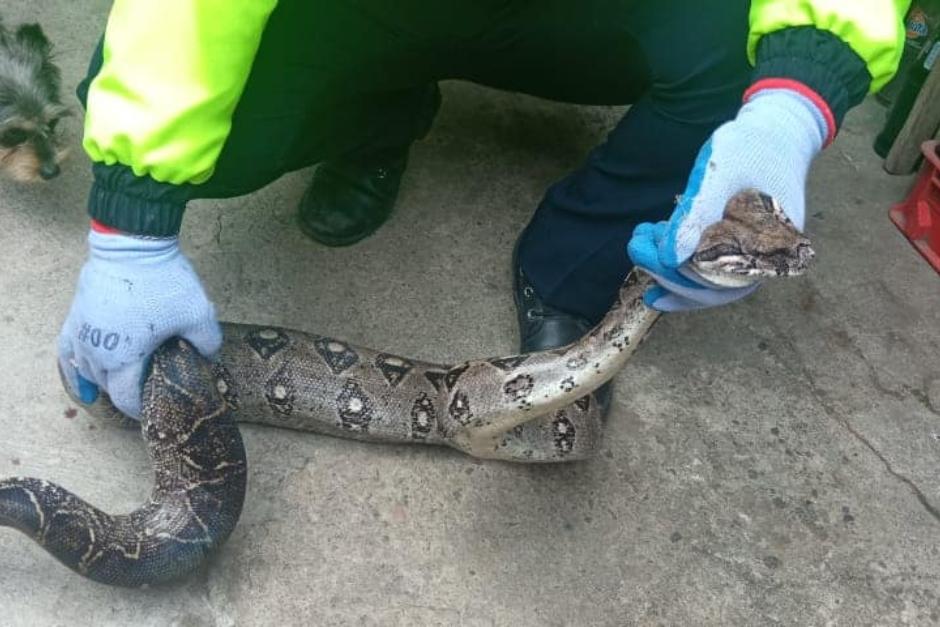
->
[2,2,939,626]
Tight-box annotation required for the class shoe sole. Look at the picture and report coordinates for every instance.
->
[296,208,392,248]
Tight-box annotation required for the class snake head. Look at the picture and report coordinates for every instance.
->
[690,190,815,288]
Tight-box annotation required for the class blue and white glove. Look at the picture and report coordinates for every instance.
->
[58,227,222,418]
[627,88,830,312]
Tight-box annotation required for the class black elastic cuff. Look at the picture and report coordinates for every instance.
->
[752,26,872,129]
[87,163,189,236]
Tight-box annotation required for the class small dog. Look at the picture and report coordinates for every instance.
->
[0,18,69,182]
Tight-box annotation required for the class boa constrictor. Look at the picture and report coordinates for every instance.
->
[0,190,813,586]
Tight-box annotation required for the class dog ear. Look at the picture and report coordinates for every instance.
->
[15,24,52,54]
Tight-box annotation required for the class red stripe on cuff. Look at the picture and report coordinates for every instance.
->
[743,78,837,147]
[90,220,123,235]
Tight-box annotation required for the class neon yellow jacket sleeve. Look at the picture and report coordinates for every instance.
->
[83,0,279,186]
[749,0,911,92]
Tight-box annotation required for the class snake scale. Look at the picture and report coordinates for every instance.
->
[0,190,814,586]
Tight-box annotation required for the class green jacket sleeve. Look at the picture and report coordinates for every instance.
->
[82,0,278,235]
[84,0,279,185]
[749,0,910,92]
[745,0,910,136]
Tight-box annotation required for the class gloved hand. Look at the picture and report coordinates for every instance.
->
[628,88,830,312]
[58,227,222,418]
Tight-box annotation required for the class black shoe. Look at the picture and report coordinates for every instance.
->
[298,84,440,247]
[512,243,613,416]
[297,146,409,247]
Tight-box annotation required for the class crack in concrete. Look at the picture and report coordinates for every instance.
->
[825,405,940,525]
[214,210,224,248]
[767,282,940,527]
[791,349,940,527]
[798,357,940,526]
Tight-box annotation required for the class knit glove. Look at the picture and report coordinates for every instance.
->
[58,227,222,418]
[627,88,829,312]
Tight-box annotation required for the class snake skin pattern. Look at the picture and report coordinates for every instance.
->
[0,190,812,587]
[215,265,656,463]
[0,340,246,586]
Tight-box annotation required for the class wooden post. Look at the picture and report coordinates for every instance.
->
[885,54,940,174]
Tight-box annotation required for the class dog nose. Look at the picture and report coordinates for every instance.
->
[39,162,60,180]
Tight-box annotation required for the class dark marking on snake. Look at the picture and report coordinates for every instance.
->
[504,374,534,403]
[336,380,374,431]
[553,414,576,455]
[566,355,588,371]
[560,377,576,393]
[375,354,413,388]
[489,355,530,372]
[213,362,239,410]
[264,367,296,416]
[410,393,436,439]
[448,391,473,425]
[574,395,591,412]
[603,324,625,342]
[444,364,470,391]
[313,336,360,375]
[245,328,289,360]
[424,370,447,393]
[604,323,629,351]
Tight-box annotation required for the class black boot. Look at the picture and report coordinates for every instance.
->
[297,146,410,247]
[512,243,613,416]
[298,84,441,247]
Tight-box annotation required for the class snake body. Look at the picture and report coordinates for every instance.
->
[215,265,656,463]
[0,191,812,587]
[0,340,246,586]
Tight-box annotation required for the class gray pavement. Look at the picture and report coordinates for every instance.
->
[1,2,939,625]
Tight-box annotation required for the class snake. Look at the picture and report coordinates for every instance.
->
[0,190,814,587]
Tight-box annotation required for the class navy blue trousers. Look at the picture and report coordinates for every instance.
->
[516,4,754,323]
[81,1,754,323]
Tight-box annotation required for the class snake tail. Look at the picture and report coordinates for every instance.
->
[0,339,247,587]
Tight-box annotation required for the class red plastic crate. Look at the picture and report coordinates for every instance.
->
[890,140,940,274]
